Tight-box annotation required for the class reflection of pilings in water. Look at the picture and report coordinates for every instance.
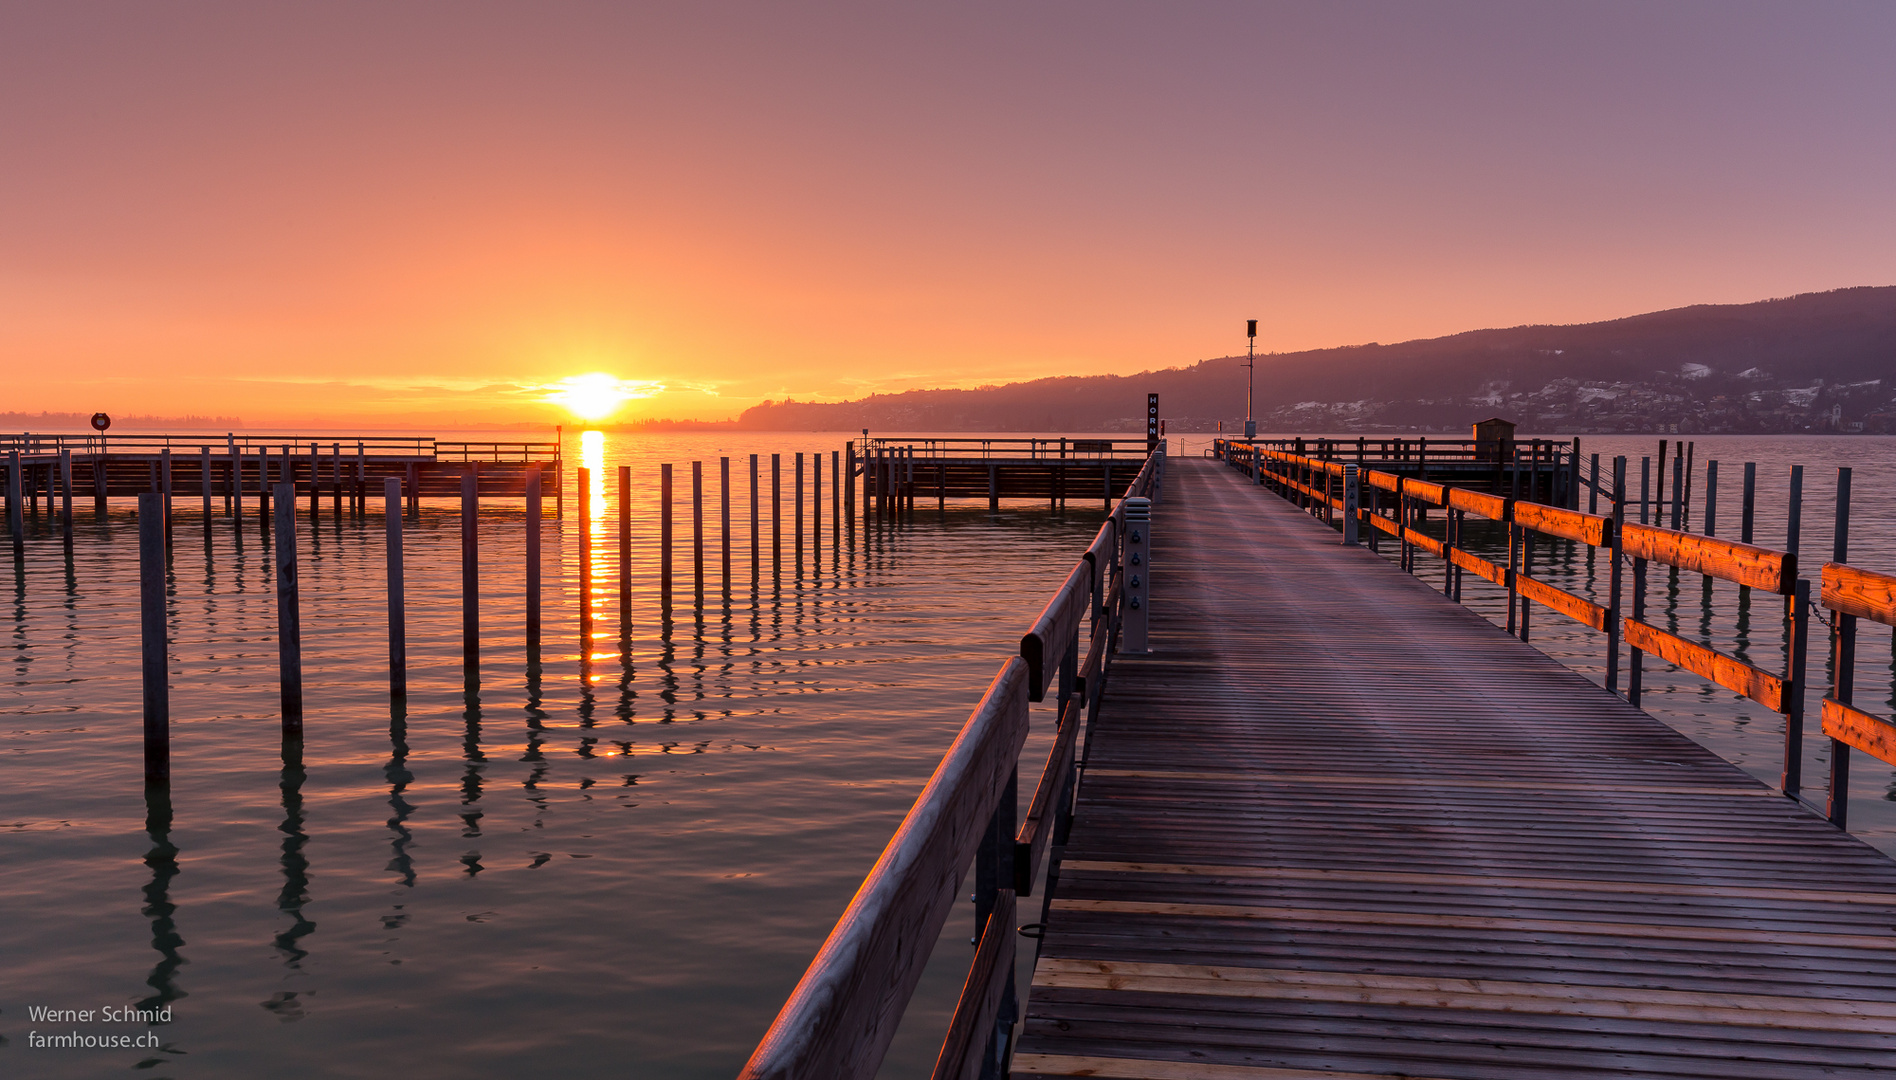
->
[138,782,188,1011]
[274,740,316,967]
[459,689,486,874]
[385,706,416,888]
[656,614,679,717]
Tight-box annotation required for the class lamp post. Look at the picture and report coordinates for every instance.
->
[1244,319,1258,440]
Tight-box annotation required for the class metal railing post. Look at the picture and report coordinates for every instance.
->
[1120,498,1151,653]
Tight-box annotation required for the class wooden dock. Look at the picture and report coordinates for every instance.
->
[1011,456,1896,1078]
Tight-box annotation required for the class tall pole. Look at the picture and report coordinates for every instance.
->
[1244,318,1258,441]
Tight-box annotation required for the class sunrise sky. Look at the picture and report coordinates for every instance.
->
[5,3,1895,426]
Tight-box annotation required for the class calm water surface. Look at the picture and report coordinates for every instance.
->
[8,430,1896,1078]
[2,431,1095,1079]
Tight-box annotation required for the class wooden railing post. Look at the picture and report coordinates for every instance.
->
[1629,457,1651,706]
[1342,464,1359,546]
[1606,456,1627,694]
[1784,577,1810,799]
[1826,467,1852,828]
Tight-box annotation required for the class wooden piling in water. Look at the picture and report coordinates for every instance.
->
[525,468,541,655]
[462,467,480,681]
[843,441,854,533]
[1741,462,1756,545]
[273,482,303,735]
[721,457,732,596]
[771,453,782,579]
[795,452,804,577]
[618,465,632,636]
[160,449,173,539]
[661,463,674,614]
[749,454,760,583]
[385,477,406,699]
[812,450,822,567]
[831,450,841,545]
[199,447,212,525]
[331,442,342,520]
[59,448,72,540]
[7,450,22,550]
[578,466,593,645]
[139,492,170,782]
[693,460,704,607]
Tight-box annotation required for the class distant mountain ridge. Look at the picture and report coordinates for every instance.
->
[736,286,1896,434]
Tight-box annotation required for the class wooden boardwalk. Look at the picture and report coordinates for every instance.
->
[1013,457,1896,1080]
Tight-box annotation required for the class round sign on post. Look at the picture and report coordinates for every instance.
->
[91,413,111,432]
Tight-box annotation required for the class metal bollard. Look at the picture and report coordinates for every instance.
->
[1120,497,1152,653]
[1343,464,1360,546]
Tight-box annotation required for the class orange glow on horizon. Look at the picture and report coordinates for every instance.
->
[544,373,662,422]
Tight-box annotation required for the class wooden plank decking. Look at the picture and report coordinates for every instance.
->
[1013,457,1896,1079]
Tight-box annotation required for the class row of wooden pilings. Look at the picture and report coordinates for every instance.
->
[132,449,860,787]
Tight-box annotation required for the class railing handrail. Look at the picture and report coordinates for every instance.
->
[739,443,1165,1080]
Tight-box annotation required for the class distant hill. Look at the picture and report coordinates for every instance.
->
[0,411,245,431]
[736,286,1896,434]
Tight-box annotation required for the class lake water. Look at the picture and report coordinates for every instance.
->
[6,429,1896,1079]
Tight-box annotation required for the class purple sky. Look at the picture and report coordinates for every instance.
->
[4,3,1893,423]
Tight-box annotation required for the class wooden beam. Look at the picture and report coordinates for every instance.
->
[1447,546,1506,587]
[1621,522,1793,593]
[1513,501,1612,547]
[1623,618,1784,712]
[1823,695,1896,768]
[929,890,1016,1080]
[1517,571,1610,631]
[1822,561,1896,627]
[1445,486,1506,520]
[1016,698,1082,895]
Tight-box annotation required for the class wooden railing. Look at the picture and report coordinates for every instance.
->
[1215,438,1826,812]
[1820,562,1896,828]
[0,433,561,464]
[0,432,443,457]
[860,436,1151,461]
[738,444,1166,1080]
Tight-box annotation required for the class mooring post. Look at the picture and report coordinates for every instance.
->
[578,466,593,644]
[770,454,782,579]
[618,465,632,636]
[8,450,24,551]
[196,446,211,532]
[385,477,407,699]
[830,449,840,545]
[59,448,73,540]
[661,463,674,615]
[1342,464,1359,546]
[525,468,541,656]
[812,451,821,567]
[1120,497,1152,653]
[1704,461,1719,536]
[749,454,760,582]
[160,448,173,540]
[842,442,854,535]
[461,466,479,683]
[1826,467,1852,827]
[720,456,732,596]
[693,460,705,608]
[331,442,343,520]
[139,493,170,783]
[794,452,804,577]
[226,434,239,517]
[257,448,271,542]
[274,482,303,735]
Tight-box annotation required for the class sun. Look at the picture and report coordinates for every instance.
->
[542,373,652,422]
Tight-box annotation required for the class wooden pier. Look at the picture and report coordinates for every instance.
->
[1011,457,1896,1078]
[1,432,562,515]
[741,442,1896,1080]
